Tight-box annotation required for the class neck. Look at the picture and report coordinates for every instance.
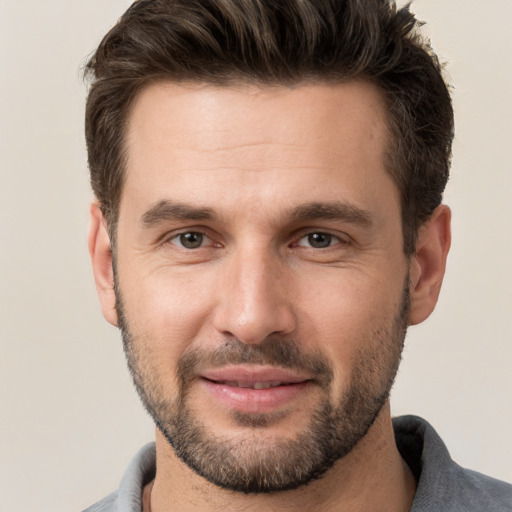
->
[147,403,416,512]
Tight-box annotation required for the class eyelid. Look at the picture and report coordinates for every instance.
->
[292,229,351,248]
[158,226,351,250]
[161,228,216,249]
[174,231,210,248]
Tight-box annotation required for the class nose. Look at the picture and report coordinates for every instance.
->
[212,245,297,344]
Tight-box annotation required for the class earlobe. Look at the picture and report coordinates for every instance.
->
[88,202,118,326]
[408,205,451,326]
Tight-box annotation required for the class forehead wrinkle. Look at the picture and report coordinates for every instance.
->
[207,140,309,152]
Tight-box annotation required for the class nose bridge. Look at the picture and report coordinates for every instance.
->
[213,240,295,344]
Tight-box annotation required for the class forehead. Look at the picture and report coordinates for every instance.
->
[121,80,396,223]
[125,80,389,157]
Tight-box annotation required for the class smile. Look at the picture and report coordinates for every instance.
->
[212,380,290,389]
[199,366,313,414]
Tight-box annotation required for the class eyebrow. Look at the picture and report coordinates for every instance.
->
[140,199,373,229]
[289,201,373,227]
[140,200,217,227]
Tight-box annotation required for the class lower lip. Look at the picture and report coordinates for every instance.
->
[201,378,311,413]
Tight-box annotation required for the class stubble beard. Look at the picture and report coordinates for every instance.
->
[115,278,410,494]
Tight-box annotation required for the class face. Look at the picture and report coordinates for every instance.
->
[112,81,411,492]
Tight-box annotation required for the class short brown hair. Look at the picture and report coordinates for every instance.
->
[84,0,453,254]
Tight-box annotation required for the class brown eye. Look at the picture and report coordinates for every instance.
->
[172,232,207,249]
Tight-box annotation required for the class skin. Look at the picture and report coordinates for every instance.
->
[89,81,451,512]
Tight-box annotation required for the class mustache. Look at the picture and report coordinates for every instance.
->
[177,336,334,388]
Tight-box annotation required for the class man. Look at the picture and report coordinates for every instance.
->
[84,0,512,510]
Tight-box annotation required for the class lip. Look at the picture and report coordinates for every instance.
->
[200,365,313,414]
[201,365,310,385]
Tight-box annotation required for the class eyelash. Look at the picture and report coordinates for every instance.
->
[165,230,349,251]
[167,231,213,249]
[295,232,346,249]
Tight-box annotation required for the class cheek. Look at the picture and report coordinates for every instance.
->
[295,270,405,380]
[118,264,219,364]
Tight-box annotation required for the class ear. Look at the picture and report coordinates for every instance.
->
[408,205,451,326]
[88,202,118,326]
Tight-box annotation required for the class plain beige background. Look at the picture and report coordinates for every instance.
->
[0,1,511,511]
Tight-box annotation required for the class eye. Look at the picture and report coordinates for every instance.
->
[169,231,210,249]
[296,232,341,249]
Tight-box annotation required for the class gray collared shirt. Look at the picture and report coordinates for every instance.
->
[83,415,512,511]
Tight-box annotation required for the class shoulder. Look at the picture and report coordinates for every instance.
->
[81,491,118,512]
[81,443,156,512]
[456,467,512,511]
[393,415,512,511]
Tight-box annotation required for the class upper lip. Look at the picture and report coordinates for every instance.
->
[200,365,311,385]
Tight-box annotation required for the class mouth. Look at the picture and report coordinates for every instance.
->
[201,366,311,389]
[199,366,313,414]
[211,380,292,389]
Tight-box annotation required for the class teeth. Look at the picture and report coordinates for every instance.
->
[253,382,272,389]
[222,381,283,389]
